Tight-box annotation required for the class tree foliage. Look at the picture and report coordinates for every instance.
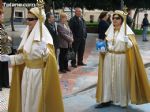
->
[124,0,150,9]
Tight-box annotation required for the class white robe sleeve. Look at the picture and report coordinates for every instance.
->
[127,39,133,48]
[9,53,24,65]
[43,47,50,62]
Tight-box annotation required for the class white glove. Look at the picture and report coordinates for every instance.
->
[100,47,106,53]
[0,54,10,62]
[124,35,129,43]
[35,42,47,55]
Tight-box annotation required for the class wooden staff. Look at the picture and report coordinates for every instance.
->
[123,5,129,109]
[124,6,128,36]
[36,0,45,111]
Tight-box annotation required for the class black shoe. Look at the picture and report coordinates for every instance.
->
[65,68,71,71]
[78,62,87,66]
[59,69,66,73]
[71,64,77,68]
[0,88,2,91]
[95,101,112,108]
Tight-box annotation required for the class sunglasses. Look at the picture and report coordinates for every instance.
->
[26,18,38,21]
[112,17,121,20]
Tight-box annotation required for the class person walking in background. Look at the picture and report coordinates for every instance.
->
[0,7,64,112]
[98,11,109,40]
[57,13,74,73]
[69,7,87,68]
[107,13,112,25]
[141,13,149,41]
[0,7,12,91]
[126,9,133,28]
[45,13,59,57]
[96,10,150,108]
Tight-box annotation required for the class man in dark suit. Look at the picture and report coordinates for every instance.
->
[126,9,133,28]
[45,13,59,57]
[141,13,149,41]
[69,7,87,67]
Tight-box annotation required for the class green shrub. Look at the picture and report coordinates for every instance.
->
[86,22,150,35]
[86,22,98,33]
[133,29,142,35]
[86,22,98,26]
[133,29,150,35]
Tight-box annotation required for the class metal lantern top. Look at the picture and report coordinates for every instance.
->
[36,0,45,9]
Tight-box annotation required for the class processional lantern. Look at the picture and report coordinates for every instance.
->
[36,0,45,40]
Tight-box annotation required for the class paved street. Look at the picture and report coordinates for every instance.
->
[64,88,150,112]
[63,34,150,112]
[0,28,150,112]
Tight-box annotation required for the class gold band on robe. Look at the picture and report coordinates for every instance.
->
[25,58,45,69]
[108,50,125,54]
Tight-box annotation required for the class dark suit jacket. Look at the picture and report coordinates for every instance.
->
[57,23,73,48]
[45,21,59,49]
[98,20,109,40]
[69,16,87,41]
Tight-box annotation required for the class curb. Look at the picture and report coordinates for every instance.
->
[64,83,96,99]
[144,63,150,68]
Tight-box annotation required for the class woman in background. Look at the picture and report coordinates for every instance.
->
[98,11,109,40]
[57,13,73,73]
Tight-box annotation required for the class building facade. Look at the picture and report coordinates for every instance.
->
[3,4,150,29]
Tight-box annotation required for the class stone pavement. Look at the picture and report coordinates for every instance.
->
[63,34,150,112]
[0,31,150,112]
[60,33,98,96]
[64,88,150,112]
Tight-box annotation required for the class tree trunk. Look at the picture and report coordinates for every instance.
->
[70,7,73,17]
[132,8,139,30]
[44,0,52,14]
[44,4,51,14]
[10,7,15,31]
[0,0,2,9]
[136,12,139,29]
[82,7,84,15]
[52,1,55,14]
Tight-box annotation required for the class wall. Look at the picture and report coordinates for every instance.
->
[4,7,28,23]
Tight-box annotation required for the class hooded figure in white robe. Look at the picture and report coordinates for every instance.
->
[96,10,150,107]
[1,7,64,112]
